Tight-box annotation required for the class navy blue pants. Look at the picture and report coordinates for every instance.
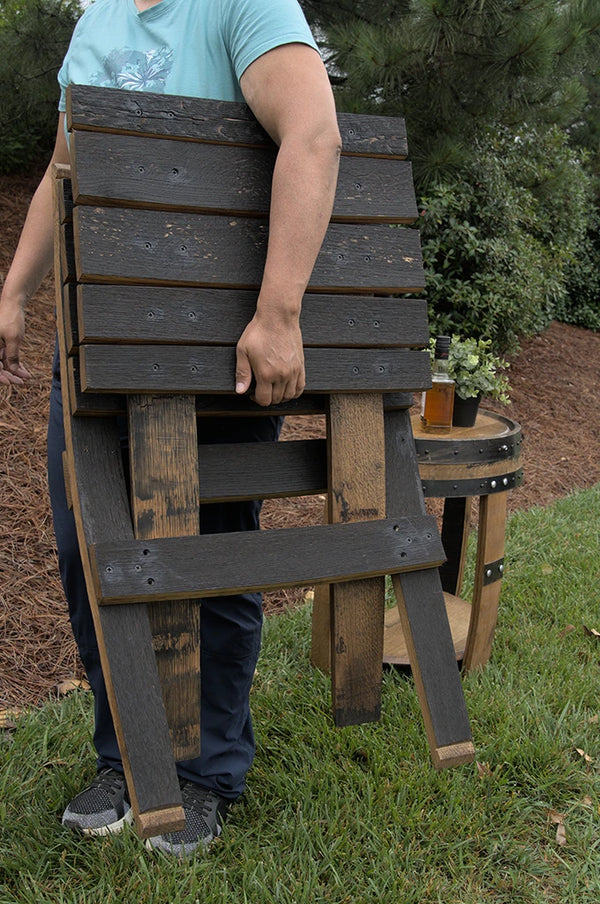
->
[47,343,281,800]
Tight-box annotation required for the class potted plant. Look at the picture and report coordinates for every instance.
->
[429,335,511,426]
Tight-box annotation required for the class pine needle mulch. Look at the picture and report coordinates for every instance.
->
[2,170,600,710]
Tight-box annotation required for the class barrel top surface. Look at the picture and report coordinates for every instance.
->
[412,410,520,444]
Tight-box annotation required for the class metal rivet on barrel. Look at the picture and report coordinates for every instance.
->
[486,569,492,578]
[491,480,497,489]
[503,477,509,486]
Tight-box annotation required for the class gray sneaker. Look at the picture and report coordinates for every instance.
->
[145,781,229,856]
[61,767,132,836]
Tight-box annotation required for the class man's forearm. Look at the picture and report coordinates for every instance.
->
[256,129,341,318]
[1,169,57,312]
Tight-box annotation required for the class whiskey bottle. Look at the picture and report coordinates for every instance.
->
[420,336,455,431]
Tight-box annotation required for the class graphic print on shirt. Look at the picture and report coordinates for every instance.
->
[90,46,174,91]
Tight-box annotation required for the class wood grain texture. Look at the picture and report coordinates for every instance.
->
[128,394,201,760]
[328,394,387,726]
[71,131,418,222]
[462,492,507,671]
[73,206,425,293]
[79,345,431,394]
[67,84,409,157]
[90,516,445,604]
[77,284,428,349]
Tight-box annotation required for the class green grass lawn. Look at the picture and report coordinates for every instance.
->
[1,485,599,903]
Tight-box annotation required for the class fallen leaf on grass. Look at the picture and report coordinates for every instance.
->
[476,761,493,778]
[575,747,594,764]
[548,809,567,847]
[583,625,600,638]
[559,624,576,638]
[541,564,554,575]
[583,796,593,807]
[54,678,90,696]
[0,707,27,730]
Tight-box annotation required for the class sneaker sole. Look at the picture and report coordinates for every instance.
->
[63,807,134,837]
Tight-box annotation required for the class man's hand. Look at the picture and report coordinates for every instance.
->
[0,301,31,385]
[235,309,305,407]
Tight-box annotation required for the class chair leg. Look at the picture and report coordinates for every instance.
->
[327,393,386,726]
[385,408,474,768]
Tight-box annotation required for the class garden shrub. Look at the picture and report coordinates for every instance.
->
[556,204,600,331]
[419,126,596,352]
[0,0,80,173]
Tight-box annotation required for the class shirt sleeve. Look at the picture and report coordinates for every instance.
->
[221,0,319,82]
[57,14,87,111]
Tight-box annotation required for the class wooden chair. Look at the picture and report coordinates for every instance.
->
[53,84,474,838]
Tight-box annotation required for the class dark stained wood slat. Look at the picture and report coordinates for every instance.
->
[90,515,445,604]
[67,84,408,157]
[79,345,432,394]
[73,207,425,292]
[196,439,327,502]
[68,415,185,828]
[59,220,76,284]
[77,285,428,348]
[64,282,78,354]
[384,408,474,766]
[71,131,417,223]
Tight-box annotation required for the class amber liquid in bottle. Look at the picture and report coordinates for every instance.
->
[421,380,455,431]
[420,336,455,431]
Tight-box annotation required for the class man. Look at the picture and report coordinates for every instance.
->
[0,0,341,855]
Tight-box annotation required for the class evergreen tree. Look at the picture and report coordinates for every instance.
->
[301,0,600,187]
[0,0,80,172]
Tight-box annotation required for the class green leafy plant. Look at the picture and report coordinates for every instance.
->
[430,335,511,403]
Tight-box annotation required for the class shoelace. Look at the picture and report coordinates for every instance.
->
[180,782,217,817]
[92,768,127,799]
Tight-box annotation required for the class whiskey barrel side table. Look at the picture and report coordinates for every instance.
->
[384,411,523,671]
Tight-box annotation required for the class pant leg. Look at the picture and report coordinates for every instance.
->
[177,415,282,799]
[48,340,280,795]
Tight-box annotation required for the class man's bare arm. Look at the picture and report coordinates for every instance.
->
[0,114,70,384]
[237,43,341,407]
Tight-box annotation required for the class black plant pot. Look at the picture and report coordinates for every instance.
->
[452,393,481,427]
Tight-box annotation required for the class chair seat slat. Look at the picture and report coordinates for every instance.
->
[79,345,432,394]
[67,85,409,158]
[73,207,425,292]
[77,285,428,348]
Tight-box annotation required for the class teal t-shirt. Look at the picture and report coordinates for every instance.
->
[58,0,318,109]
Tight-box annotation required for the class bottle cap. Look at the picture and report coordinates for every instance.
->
[434,335,450,358]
